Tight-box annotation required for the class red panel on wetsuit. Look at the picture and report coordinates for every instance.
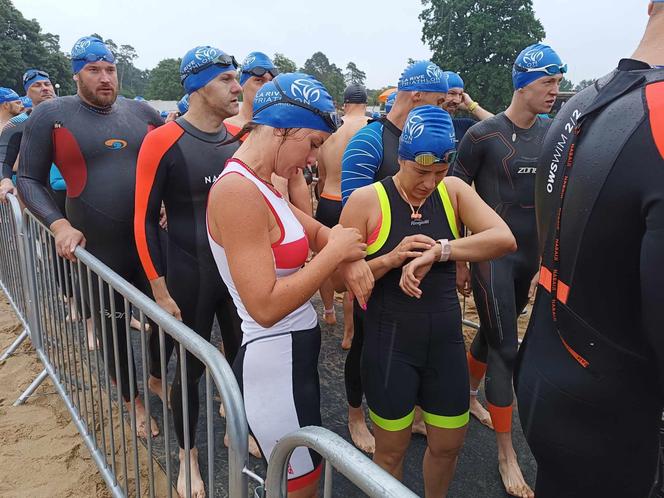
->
[52,127,87,198]
[224,122,247,142]
[646,81,664,160]
[287,462,322,492]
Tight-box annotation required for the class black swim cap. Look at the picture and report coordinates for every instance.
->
[343,83,367,104]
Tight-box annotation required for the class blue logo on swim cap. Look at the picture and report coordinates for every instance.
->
[402,114,426,145]
[398,105,455,163]
[512,44,565,90]
[180,45,237,94]
[398,61,448,93]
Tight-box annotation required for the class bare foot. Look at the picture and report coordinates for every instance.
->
[323,308,337,326]
[348,406,375,453]
[470,393,494,430]
[148,375,169,407]
[411,406,427,436]
[224,431,262,458]
[499,454,534,498]
[341,326,353,350]
[130,316,151,332]
[66,297,80,321]
[132,397,160,438]
[218,402,225,418]
[177,448,206,498]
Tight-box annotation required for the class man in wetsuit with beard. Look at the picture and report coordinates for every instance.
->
[451,44,566,498]
[17,36,163,438]
[515,2,664,497]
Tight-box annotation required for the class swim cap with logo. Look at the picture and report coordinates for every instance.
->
[253,73,337,133]
[180,46,238,94]
[398,105,456,164]
[343,83,368,104]
[397,61,448,93]
[20,96,32,108]
[444,71,464,90]
[0,88,20,104]
[512,44,566,90]
[240,52,278,86]
[385,91,397,113]
[177,94,190,114]
[71,37,116,74]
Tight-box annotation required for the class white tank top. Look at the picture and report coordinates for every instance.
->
[207,159,318,344]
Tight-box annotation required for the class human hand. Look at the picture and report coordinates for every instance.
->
[51,219,86,261]
[456,261,472,297]
[388,234,435,268]
[399,247,438,298]
[340,260,374,310]
[327,224,367,263]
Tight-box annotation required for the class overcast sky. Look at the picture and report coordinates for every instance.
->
[13,0,649,89]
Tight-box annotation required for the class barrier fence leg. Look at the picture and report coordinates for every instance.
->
[13,368,49,406]
[0,328,29,362]
[323,460,333,498]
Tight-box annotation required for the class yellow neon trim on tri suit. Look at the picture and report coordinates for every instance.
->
[437,180,460,240]
[369,408,416,432]
[367,182,392,256]
[422,409,470,429]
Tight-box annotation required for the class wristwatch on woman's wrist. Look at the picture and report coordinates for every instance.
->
[437,239,452,262]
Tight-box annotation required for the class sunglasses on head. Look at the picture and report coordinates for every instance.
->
[513,63,568,76]
[243,67,280,79]
[414,150,457,166]
[181,54,238,82]
[254,79,339,132]
[22,70,50,86]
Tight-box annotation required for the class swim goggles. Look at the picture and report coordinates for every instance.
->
[71,52,116,64]
[254,78,340,132]
[181,54,238,82]
[242,67,280,79]
[513,63,568,76]
[414,150,457,166]
[22,70,50,86]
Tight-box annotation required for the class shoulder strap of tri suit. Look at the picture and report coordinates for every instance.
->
[367,181,392,256]
[437,180,460,240]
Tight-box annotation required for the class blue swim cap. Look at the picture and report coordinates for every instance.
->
[160,110,169,119]
[71,37,116,74]
[180,46,238,95]
[444,71,464,90]
[0,88,20,104]
[20,96,32,108]
[22,69,51,92]
[398,105,456,164]
[398,61,448,93]
[134,96,146,101]
[177,94,189,114]
[512,44,566,90]
[253,73,337,133]
[385,91,397,113]
[240,52,278,86]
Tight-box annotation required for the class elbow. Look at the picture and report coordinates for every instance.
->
[502,230,518,254]
[250,308,280,329]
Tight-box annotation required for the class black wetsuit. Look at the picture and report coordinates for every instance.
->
[0,113,27,182]
[452,117,476,147]
[17,95,163,402]
[134,118,242,449]
[340,116,402,410]
[515,59,664,497]
[451,113,549,431]
[362,177,468,431]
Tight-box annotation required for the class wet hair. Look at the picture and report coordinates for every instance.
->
[220,121,302,147]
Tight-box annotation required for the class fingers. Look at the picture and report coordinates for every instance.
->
[399,264,422,298]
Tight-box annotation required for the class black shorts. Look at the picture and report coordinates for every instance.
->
[315,194,342,228]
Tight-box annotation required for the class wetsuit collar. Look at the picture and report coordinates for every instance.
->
[176,116,230,143]
[77,95,114,115]
[617,58,653,71]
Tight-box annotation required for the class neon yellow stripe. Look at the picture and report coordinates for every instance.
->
[438,180,460,240]
[367,182,391,255]
[421,410,469,429]
[369,408,415,432]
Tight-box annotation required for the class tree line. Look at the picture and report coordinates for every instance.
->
[2,0,597,110]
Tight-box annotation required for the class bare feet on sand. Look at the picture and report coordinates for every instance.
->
[341,325,353,350]
[470,392,494,429]
[177,448,206,498]
[498,449,534,498]
[323,308,337,326]
[148,375,170,407]
[86,318,97,351]
[411,406,427,436]
[348,405,375,453]
[131,397,159,438]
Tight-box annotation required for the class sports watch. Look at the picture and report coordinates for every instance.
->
[437,239,452,262]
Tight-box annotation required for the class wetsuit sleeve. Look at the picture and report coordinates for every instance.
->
[134,123,184,281]
[0,119,24,180]
[450,124,483,184]
[16,101,63,226]
[341,122,383,205]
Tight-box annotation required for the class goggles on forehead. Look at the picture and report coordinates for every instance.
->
[22,70,50,86]
[414,150,457,166]
[71,52,116,64]
[181,54,238,82]
[254,79,340,132]
[243,67,280,79]
[513,63,568,76]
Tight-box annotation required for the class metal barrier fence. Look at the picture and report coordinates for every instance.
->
[266,426,418,498]
[0,197,420,498]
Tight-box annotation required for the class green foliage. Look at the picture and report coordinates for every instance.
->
[559,77,574,92]
[273,53,297,74]
[420,0,545,111]
[345,62,366,86]
[574,79,596,92]
[367,86,394,107]
[145,58,183,100]
[300,52,345,105]
[0,0,75,95]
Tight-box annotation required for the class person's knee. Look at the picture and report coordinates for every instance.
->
[427,440,464,460]
[375,447,407,469]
